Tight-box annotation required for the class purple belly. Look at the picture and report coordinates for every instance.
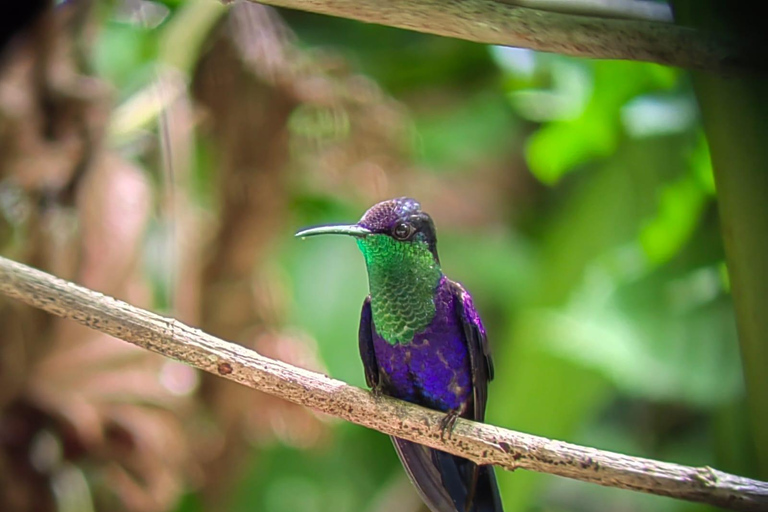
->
[372,307,472,413]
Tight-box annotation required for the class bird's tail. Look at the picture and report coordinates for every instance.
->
[391,437,503,512]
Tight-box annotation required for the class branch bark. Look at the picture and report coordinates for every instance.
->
[504,1,673,23]
[1,255,767,511]
[248,0,764,75]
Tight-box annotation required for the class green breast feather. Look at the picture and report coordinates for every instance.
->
[356,234,442,344]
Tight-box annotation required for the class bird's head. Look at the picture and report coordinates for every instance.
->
[296,197,440,267]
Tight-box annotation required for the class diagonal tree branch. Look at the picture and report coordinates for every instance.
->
[248,0,765,75]
[1,254,767,511]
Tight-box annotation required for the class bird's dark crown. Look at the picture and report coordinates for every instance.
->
[358,197,439,260]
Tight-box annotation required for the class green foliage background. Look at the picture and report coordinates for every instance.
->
[89,2,758,511]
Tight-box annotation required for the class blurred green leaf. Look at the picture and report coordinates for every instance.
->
[94,21,157,92]
[526,117,616,184]
[527,267,742,405]
[525,61,679,184]
[504,54,592,122]
[640,174,707,265]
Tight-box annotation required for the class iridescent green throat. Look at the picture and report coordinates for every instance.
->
[357,234,442,345]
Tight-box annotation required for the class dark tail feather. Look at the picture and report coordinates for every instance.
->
[392,437,458,512]
[391,437,503,512]
[472,464,503,512]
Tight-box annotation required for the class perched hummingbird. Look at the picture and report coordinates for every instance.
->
[297,197,503,512]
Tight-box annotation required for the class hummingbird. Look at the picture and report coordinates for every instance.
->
[296,197,503,512]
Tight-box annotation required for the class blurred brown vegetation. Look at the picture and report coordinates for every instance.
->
[0,1,416,510]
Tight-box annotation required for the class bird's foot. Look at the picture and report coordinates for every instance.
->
[370,385,384,399]
[439,411,460,440]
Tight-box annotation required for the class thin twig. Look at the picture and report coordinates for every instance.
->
[1,255,767,511]
[248,0,764,75]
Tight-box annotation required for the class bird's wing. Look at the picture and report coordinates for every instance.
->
[358,296,380,389]
[449,281,504,512]
[450,281,494,422]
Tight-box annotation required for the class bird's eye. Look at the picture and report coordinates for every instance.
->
[392,222,414,240]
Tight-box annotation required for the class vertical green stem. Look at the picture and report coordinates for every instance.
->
[698,76,768,477]
[672,2,768,479]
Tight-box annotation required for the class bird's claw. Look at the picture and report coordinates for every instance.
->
[439,411,460,440]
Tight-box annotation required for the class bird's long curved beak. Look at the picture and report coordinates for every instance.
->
[295,224,371,238]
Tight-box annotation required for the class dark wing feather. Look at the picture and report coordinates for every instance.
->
[393,440,502,512]
[392,439,466,512]
[472,465,504,512]
[450,281,504,512]
[358,296,380,389]
[450,280,494,422]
